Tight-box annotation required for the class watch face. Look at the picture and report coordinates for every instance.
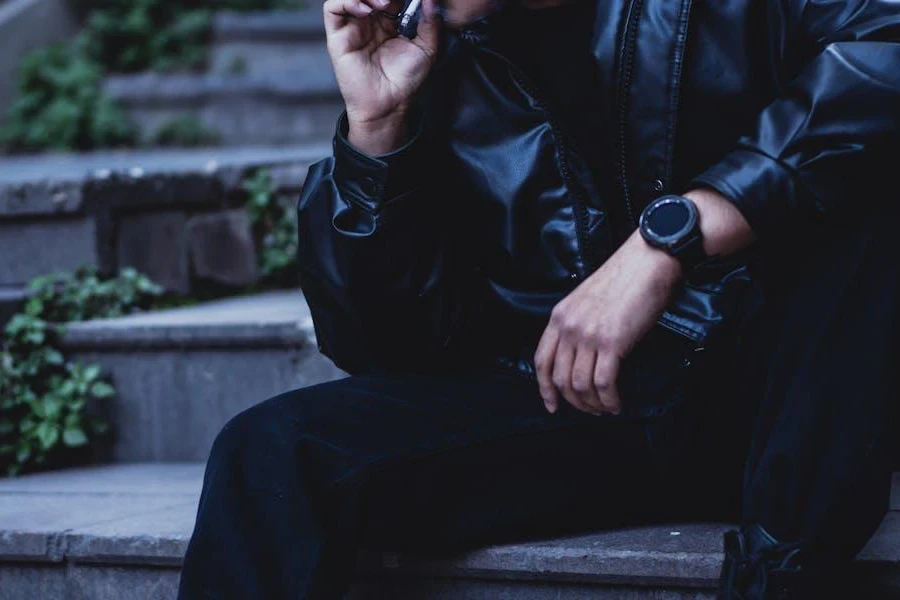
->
[641,196,698,247]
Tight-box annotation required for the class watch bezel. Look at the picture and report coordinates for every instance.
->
[639,195,699,251]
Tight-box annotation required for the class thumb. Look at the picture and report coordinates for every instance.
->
[411,0,441,59]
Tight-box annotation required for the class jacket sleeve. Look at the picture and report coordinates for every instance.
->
[692,0,900,241]
[297,112,467,375]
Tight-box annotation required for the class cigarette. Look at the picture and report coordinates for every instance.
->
[399,0,423,30]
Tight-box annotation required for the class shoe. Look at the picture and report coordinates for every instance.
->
[718,524,804,599]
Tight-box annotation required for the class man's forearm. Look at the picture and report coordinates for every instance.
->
[684,188,756,257]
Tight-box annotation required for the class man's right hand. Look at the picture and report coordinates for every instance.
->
[324,0,441,155]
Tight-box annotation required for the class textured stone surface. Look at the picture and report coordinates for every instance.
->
[0,494,191,562]
[0,145,327,291]
[59,292,345,461]
[210,10,329,77]
[0,564,67,600]
[60,290,315,349]
[0,463,202,496]
[0,217,98,286]
[213,9,325,41]
[67,565,180,600]
[104,73,343,146]
[66,502,195,565]
[0,144,328,214]
[187,210,258,287]
[350,580,717,599]
[362,524,729,585]
[73,346,342,461]
[0,466,899,599]
[0,286,25,328]
[0,0,78,116]
[116,211,190,294]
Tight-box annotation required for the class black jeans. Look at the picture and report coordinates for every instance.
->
[178,207,898,599]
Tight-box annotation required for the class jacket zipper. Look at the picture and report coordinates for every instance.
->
[473,44,597,279]
[616,0,644,230]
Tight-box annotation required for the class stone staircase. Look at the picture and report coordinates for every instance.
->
[104,10,342,147]
[1,462,899,599]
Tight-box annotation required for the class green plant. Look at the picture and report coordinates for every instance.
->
[151,116,222,147]
[82,0,212,74]
[0,267,163,476]
[244,170,299,284]
[0,42,136,153]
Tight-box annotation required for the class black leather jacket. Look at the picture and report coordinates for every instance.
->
[298,0,900,385]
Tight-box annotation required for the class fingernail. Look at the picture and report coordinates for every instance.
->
[377,0,389,7]
[544,401,557,414]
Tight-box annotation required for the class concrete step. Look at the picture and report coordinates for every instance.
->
[58,290,346,462]
[104,10,343,146]
[1,464,899,599]
[0,144,328,292]
[210,10,330,77]
[0,286,25,328]
[104,71,343,147]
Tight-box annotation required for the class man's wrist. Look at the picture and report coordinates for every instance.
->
[347,113,410,156]
[684,188,756,257]
[630,230,684,285]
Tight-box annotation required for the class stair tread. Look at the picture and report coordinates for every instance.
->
[213,9,325,41]
[1,464,899,585]
[60,290,315,350]
[0,144,329,221]
[104,71,340,103]
[0,144,328,188]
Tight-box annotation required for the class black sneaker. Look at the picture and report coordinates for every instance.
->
[718,524,804,599]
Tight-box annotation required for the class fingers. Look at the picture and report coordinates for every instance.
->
[571,345,605,415]
[593,352,622,415]
[412,0,442,56]
[535,326,560,413]
[552,342,591,414]
[324,0,376,29]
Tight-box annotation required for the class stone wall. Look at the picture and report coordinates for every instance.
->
[0,145,328,297]
[0,0,79,119]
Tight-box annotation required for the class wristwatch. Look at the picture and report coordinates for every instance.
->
[639,195,707,268]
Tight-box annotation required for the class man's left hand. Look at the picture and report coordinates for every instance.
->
[534,187,755,415]
[534,230,682,415]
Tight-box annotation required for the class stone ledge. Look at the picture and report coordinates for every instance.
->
[213,9,325,42]
[0,145,329,218]
[59,290,315,351]
[104,72,340,106]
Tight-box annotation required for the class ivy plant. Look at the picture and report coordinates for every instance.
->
[0,267,163,476]
[244,170,299,284]
[81,0,213,74]
[0,41,137,153]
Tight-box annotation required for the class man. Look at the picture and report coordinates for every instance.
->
[178,0,900,598]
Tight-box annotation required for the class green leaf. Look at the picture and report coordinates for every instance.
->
[90,381,116,399]
[62,427,88,447]
[82,364,102,381]
[35,422,60,450]
[44,349,64,365]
